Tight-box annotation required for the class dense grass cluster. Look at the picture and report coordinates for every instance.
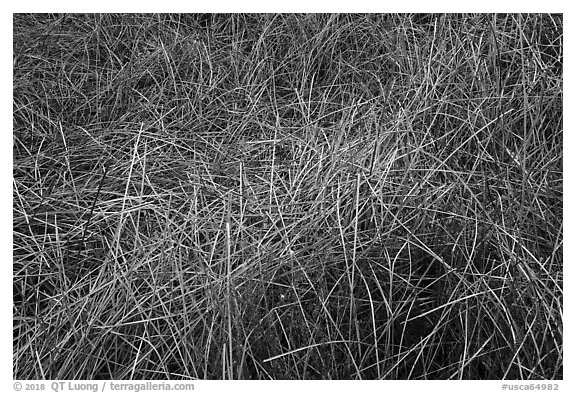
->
[13,14,562,379]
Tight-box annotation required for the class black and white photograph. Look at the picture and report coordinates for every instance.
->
[12,12,563,382]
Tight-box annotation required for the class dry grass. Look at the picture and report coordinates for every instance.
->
[13,13,562,379]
